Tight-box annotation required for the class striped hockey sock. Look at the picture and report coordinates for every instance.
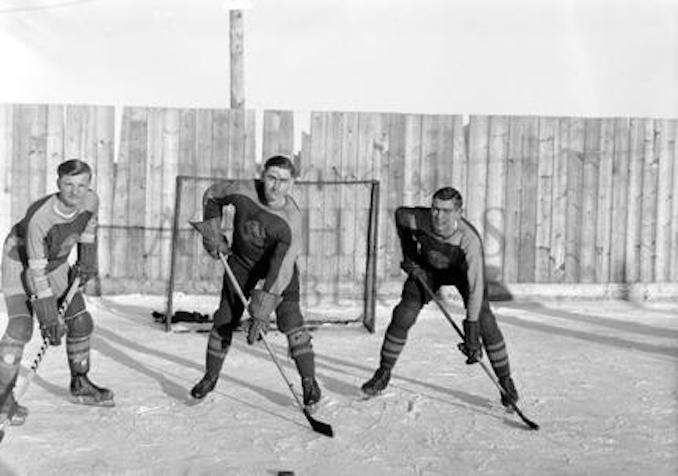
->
[205,329,231,377]
[485,340,511,379]
[379,332,407,370]
[67,336,91,375]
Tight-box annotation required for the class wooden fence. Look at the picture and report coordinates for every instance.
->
[1,104,677,298]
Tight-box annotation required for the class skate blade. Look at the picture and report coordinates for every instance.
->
[70,396,115,407]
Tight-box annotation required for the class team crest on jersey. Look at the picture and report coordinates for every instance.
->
[243,220,266,247]
[425,249,452,269]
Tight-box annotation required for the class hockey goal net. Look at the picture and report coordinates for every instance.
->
[164,176,380,332]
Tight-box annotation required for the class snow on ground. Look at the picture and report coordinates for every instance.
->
[0,294,676,476]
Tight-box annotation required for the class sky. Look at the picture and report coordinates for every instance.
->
[0,0,676,121]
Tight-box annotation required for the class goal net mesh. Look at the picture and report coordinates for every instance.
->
[164,176,380,332]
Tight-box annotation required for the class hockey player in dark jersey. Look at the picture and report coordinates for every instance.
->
[0,159,114,425]
[361,186,519,407]
[190,155,321,408]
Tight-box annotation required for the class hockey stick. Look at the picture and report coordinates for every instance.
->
[0,276,82,442]
[413,275,540,430]
[189,221,333,437]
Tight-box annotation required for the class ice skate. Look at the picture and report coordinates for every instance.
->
[0,393,28,426]
[302,377,322,412]
[190,373,218,400]
[499,376,519,408]
[360,367,391,398]
[70,374,115,407]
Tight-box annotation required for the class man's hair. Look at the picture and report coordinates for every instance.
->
[57,159,92,179]
[263,155,296,177]
[432,187,463,209]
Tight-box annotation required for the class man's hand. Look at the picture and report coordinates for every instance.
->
[246,290,282,345]
[400,260,428,283]
[200,218,231,259]
[458,319,483,364]
[72,262,97,286]
[33,296,66,346]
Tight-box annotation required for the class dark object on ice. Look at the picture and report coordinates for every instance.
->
[152,310,212,324]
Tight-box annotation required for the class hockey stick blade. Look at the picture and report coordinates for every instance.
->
[413,274,540,431]
[303,408,334,437]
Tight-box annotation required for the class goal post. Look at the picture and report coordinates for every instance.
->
[164,175,380,333]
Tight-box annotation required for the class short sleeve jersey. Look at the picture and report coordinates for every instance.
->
[395,206,486,322]
[203,180,302,297]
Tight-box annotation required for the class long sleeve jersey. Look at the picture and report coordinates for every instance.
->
[202,179,302,297]
[5,191,98,299]
[395,206,487,322]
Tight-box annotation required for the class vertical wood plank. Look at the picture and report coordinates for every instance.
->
[550,118,568,282]
[338,112,359,298]
[306,111,327,304]
[244,109,258,178]
[436,115,456,188]
[535,117,556,282]
[45,105,64,189]
[262,110,294,160]
[670,120,678,282]
[451,118,468,199]
[126,107,148,280]
[145,108,166,281]
[386,113,406,279]
[402,114,422,207]
[518,116,539,282]
[95,106,115,281]
[503,117,522,282]
[419,114,440,203]
[160,109,181,283]
[111,107,130,279]
[0,105,13,270]
[625,119,644,282]
[640,119,658,281]
[580,118,601,282]
[177,108,197,283]
[654,119,674,281]
[610,118,630,282]
[565,117,585,283]
[484,115,509,283]
[594,118,615,282]
[467,115,489,239]
[194,109,214,280]
[27,105,48,202]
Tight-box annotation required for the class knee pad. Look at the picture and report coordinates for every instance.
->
[4,315,34,344]
[64,292,87,320]
[67,311,93,339]
[286,327,313,359]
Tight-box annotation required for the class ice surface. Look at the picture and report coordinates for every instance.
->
[0,295,676,475]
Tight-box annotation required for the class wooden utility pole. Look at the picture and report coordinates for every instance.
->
[230,10,244,109]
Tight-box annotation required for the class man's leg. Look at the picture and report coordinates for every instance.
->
[191,258,248,399]
[276,270,320,406]
[65,291,114,406]
[477,300,519,406]
[362,277,427,396]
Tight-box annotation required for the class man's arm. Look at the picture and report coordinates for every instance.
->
[395,207,421,264]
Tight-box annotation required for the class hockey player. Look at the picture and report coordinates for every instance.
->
[0,159,114,425]
[190,155,321,408]
[361,187,519,407]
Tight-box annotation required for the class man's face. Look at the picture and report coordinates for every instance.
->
[262,166,293,207]
[431,198,461,236]
[57,172,91,208]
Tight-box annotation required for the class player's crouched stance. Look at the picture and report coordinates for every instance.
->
[361,187,519,408]
[190,156,321,409]
[0,159,113,426]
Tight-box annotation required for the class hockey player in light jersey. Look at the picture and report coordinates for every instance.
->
[361,186,519,407]
[190,155,321,408]
[0,159,114,426]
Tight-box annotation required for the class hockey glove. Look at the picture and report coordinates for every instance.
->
[400,260,428,283]
[201,218,231,259]
[246,289,282,345]
[33,295,66,346]
[458,319,483,364]
[75,242,98,285]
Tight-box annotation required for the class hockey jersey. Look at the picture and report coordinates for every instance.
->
[395,206,486,322]
[203,180,302,297]
[4,191,98,299]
